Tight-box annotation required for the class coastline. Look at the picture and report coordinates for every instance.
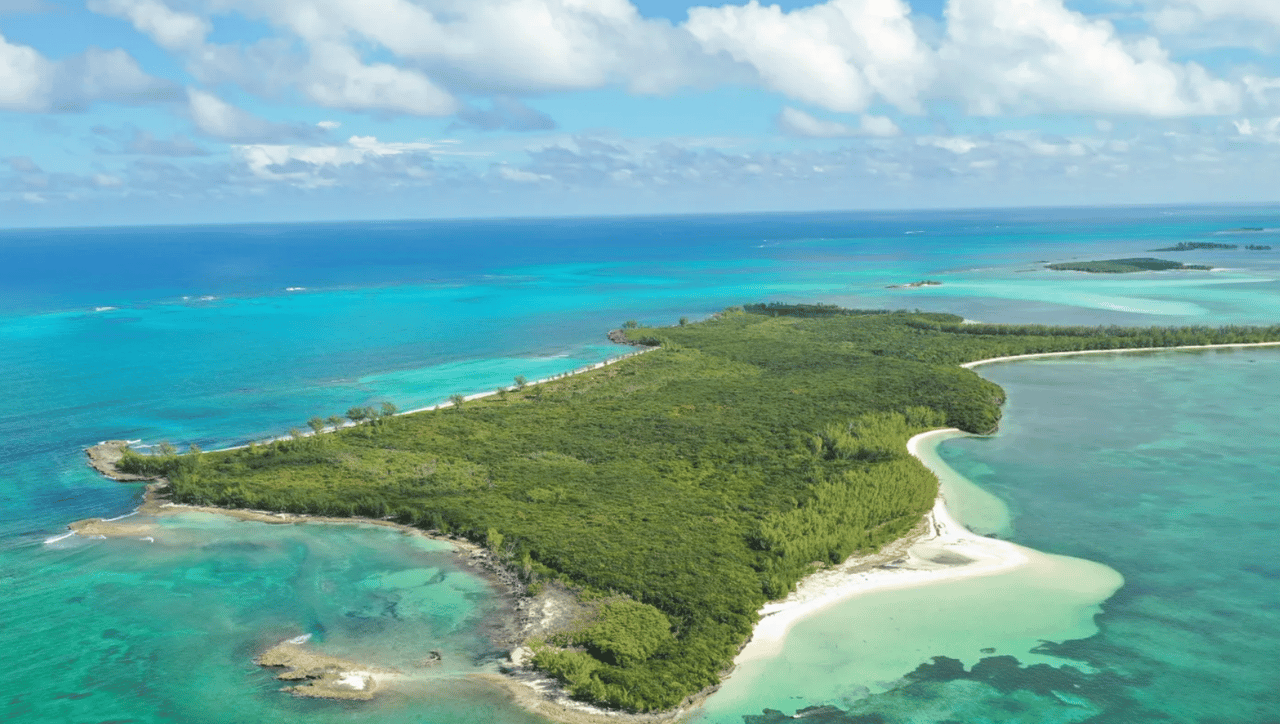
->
[959,340,1280,369]
[203,345,659,455]
[63,339,1280,722]
[730,429,1033,668]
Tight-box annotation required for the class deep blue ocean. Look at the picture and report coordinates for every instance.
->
[2,206,1278,723]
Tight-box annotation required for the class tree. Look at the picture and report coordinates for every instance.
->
[514,375,528,390]
[157,441,177,457]
[679,316,688,326]
[307,416,326,435]
[327,415,345,429]
[623,320,639,329]
[380,401,398,418]
[346,407,368,423]
[448,393,465,411]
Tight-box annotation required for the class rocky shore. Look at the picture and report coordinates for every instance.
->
[256,641,397,700]
[85,440,157,481]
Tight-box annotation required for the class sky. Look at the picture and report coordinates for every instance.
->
[3,0,1280,226]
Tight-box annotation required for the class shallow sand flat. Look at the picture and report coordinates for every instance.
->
[696,430,1124,722]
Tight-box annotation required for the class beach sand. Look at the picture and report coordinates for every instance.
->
[731,429,1035,667]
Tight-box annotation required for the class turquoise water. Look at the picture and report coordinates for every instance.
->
[3,207,1280,722]
[704,350,1280,723]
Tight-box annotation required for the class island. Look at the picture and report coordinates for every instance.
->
[885,280,943,289]
[83,305,1280,715]
[1045,258,1212,273]
[1247,244,1272,250]
[1148,242,1237,251]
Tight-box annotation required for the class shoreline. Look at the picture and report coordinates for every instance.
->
[198,345,659,455]
[730,428,1032,668]
[960,340,1280,369]
[64,340,1280,722]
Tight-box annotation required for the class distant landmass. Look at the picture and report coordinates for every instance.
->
[1046,258,1212,273]
[886,280,943,289]
[1149,242,1237,251]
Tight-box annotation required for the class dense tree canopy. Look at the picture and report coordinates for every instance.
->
[131,306,1280,712]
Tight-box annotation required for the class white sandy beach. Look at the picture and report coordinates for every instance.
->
[733,428,1034,666]
[960,340,1280,369]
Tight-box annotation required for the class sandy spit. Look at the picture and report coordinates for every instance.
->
[960,341,1280,369]
[730,429,1033,667]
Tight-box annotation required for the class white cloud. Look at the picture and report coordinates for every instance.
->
[939,0,1240,117]
[317,120,341,129]
[77,0,1252,124]
[187,88,264,138]
[186,88,318,141]
[496,164,549,182]
[685,0,933,113]
[1232,115,1280,142]
[0,33,175,111]
[300,41,457,115]
[0,33,52,111]
[87,0,210,51]
[918,136,983,154]
[777,107,900,138]
[1147,0,1280,31]
[232,134,461,185]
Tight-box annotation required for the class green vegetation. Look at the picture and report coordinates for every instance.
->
[885,280,943,289]
[1149,242,1237,251]
[1045,257,1212,273]
[135,306,1280,712]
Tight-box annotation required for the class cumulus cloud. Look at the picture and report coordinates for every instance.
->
[685,0,933,114]
[187,88,319,141]
[77,0,1253,124]
[0,34,50,111]
[777,107,900,138]
[938,0,1240,116]
[232,134,465,185]
[87,0,210,51]
[1143,0,1280,36]
[0,33,177,112]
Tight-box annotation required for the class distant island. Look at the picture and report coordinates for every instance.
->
[1046,258,1212,273]
[1247,244,1273,250]
[1149,242,1237,251]
[81,306,1280,715]
[885,280,943,289]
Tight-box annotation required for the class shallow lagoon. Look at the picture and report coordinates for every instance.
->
[702,349,1280,723]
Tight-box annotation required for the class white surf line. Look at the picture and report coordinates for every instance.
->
[182,345,660,455]
[961,341,1280,369]
[397,346,658,416]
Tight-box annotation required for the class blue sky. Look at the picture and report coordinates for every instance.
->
[3,0,1280,226]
